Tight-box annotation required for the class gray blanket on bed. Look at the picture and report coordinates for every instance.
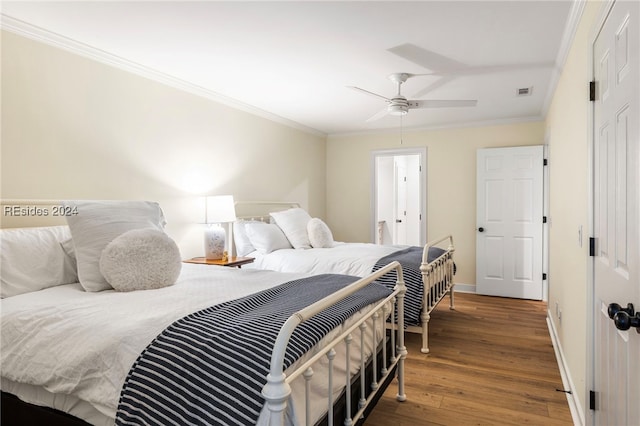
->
[372,246,450,326]
[115,274,391,426]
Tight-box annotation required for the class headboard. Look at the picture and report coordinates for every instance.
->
[234,201,300,222]
[0,199,68,229]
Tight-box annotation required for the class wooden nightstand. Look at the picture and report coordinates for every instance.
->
[183,256,255,268]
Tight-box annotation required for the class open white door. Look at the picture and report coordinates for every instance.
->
[591,1,639,424]
[371,148,427,246]
[394,161,408,245]
[476,146,544,300]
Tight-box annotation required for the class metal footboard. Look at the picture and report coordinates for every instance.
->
[262,261,408,425]
[418,235,456,354]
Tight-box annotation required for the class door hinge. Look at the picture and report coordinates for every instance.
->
[543,216,547,223]
[589,81,596,101]
[542,273,547,280]
[590,390,596,410]
[589,237,596,257]
[543,158,548,166]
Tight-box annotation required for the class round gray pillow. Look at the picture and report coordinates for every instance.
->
[99,228,182,292]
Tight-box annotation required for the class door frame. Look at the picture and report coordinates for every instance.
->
[370,147,427,245]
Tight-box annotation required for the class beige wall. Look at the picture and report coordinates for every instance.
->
[545,0,603,418]
[1,31,327,257]
[326,122,545,287]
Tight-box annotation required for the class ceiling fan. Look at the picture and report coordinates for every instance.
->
[348,72,477,122]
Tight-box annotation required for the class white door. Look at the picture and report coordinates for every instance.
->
[404,154,421,246]
[476,146,544,300]
[371,148,427,246]
[394,160,408,245]
[592,1,639,424]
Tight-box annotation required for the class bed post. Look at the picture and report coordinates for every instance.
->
[395,267,408,402]
[263,316,299,425]
[261,372,291,425]
[447,240,456,310]
[418,259,432,354]
[419,313,430,354]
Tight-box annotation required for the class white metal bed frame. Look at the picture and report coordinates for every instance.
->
[0,199,407,425]
[234,200,456,354]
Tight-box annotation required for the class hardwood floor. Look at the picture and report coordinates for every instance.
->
[364,292,574,426]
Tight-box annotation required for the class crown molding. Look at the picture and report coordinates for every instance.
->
[328,115,545,138]
[540,0,587,117]
[0,14,326,138]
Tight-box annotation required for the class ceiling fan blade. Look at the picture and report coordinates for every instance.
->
[388,43,465,72]
[401,72,439,79]
[347,86,390,101]
[366,108,390,122]
[411,75,458,98]
[408,99,478,108]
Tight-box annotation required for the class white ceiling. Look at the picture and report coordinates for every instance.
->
[2,1,577,135]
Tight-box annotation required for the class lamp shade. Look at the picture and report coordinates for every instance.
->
[205,195,236,224]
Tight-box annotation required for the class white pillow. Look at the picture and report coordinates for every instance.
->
[0,226,78,298]
[270,208,312,249]
[234,219,262,256]
[64,200,166,292]
[99,228,181,292]
[244,222,292,254]
[307,218,335,248]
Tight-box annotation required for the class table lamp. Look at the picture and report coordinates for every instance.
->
[204,195,236,260]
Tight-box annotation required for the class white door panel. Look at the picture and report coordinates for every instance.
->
[394,161,408,245]
[476,146,544,300]
[592,1,639,424]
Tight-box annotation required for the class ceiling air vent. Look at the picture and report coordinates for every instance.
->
[516,87,533,97]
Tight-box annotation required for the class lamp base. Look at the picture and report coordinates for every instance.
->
[204,226,225,260]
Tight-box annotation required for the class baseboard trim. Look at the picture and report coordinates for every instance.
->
[451,283,476,294]
[546,311,584,426]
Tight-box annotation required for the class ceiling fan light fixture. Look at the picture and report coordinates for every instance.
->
[388,104,408,115]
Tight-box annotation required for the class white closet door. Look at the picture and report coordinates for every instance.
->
[476,146,544,300]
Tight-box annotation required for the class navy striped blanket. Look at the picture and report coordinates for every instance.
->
[372,246,448,326]
[115,274,391,426]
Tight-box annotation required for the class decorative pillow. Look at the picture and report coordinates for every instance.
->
[64,200,166,292]
[244,222,292,254]
[270,208,312,249]
[0,226,78,298]
[307,218,334,248]
[99,228,181,292]
[233,219,262,256]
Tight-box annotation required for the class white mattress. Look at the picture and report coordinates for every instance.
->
[247,242,405,276]
[1,263,387,425]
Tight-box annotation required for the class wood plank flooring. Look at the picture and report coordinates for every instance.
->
[364,292,574,426]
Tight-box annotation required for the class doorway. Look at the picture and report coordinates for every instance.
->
[371,147,426,246]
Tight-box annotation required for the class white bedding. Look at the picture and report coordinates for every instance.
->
[246,241,406,276]
[1,263,387,425]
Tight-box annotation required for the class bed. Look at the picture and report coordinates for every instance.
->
[0,199,407,426]
[234,201,456,354]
